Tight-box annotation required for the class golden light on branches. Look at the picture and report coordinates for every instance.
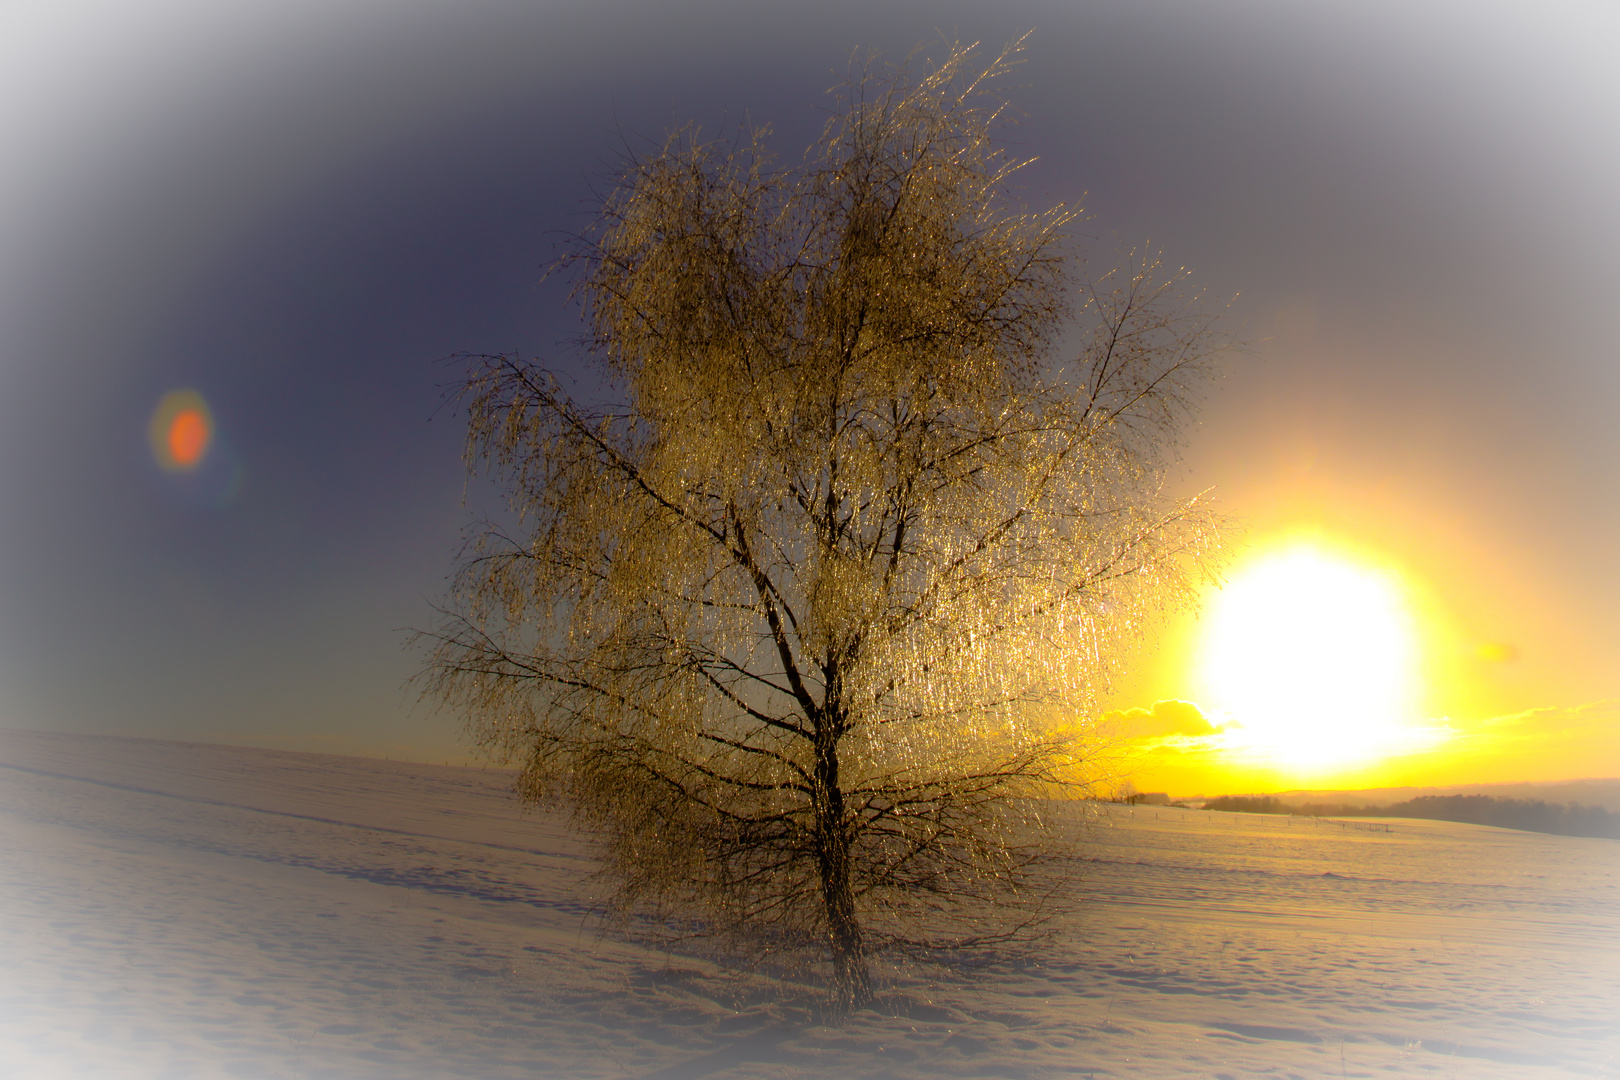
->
[420,38,1231,1013]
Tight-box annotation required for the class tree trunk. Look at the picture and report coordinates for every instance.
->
[813,720,871,1014]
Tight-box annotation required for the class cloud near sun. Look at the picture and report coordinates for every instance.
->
[1439,701,1620,782]
[1103,700,1221,740]
[1104,698,1620,794]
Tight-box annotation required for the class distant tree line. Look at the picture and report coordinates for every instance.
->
[1201,795,1290,815]
[1200,794,1620,840]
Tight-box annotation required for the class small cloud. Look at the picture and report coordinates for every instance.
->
[1436,701,1620,783]
[1475,641,1518,663]
[1477,700,1618,735]
[1106,699,1218,739]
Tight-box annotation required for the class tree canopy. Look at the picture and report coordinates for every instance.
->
[422,40,1230,1012]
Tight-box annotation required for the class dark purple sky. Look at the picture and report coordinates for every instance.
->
[1,0,1615,765]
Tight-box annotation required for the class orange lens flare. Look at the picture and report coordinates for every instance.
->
[167,409,209,467]
[149,390,215,472]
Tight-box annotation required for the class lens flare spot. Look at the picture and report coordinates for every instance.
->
[149,389,214,472]
[168,409,209,467]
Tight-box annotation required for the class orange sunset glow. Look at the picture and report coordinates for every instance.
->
[1105,518,1619,797]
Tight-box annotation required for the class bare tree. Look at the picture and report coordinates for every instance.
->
[421,40,1228,1014]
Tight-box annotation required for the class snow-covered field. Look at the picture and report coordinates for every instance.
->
[2,732,1616,1079]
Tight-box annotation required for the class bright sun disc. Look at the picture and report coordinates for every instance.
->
[1199,542,1423,772]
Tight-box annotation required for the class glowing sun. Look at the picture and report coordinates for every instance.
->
[1198,542,1429,772]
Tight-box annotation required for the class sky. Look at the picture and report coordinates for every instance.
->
[0,0,1615,794]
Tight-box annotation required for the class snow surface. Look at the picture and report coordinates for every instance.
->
[2,731,1616,1079]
